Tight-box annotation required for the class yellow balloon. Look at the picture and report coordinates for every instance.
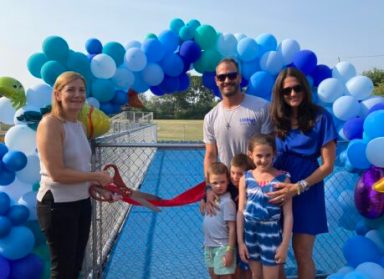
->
[78,104,110,139]
[373,178,384,193]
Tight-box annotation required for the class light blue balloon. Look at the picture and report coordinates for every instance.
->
[259,51,284,75]
[241,58,260,80]
[333,61,357,83]
[237,38,260,61]
[356,262,384,279]
[125,40,141,50]
[346,139,370,169]
[343,235,381,268]
[332,95,361,121]
[111,67,134,90]
[131,72,149,93]
[363,110,384,140]
[343,271,371,279]
[124,48,147,72]
[141,63,164,86]
[277,39,300,65]
[158,30,179,53]
[216,33,237,57]
[247,71,274,100]
[346,75,374,100]
[366,137,384,168]
[317,78,346,103]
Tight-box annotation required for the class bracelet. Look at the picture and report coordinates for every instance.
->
[298,180,309,193]
[296,183,301,196]
[225,245,234,252]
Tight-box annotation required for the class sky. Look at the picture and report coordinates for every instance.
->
[1,0,383,89]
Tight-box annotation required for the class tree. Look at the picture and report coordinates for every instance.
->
[363,68,384,96]
[141,75,218,119]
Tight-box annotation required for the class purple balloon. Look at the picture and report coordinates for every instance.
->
[354,167,384,219]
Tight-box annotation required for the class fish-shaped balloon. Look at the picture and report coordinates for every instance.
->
[78,103,111,139]
[0,77,26,109]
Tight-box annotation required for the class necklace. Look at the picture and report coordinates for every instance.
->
[223,108,235,129]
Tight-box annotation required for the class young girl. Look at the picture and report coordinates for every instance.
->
[237,135,293,279]
[204,162,237,279]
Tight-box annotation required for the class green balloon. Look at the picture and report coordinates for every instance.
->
[145,33,157,40]
[194,49,222,72]
[194,25,217,50]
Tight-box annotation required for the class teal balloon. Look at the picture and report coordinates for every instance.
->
[42,36,69,63]
[194,25,217,50]
[65,51,91,79]
[91,79,115,102]
[179,25,195,41]
[193,49,221,73]
[102,41,126,67]
[40,60,67,86]
[27,53,48,78]
[169,18,185,33]
[186,19,201,31]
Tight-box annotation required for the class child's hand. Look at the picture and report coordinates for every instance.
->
[222,250,234,267]
[205,190,219,216]
[275,245,287,264]
[199,199,206,215]
[238,243,249,263]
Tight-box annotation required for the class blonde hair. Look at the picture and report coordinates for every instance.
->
[51,71,86,118]
[206,162,230,184]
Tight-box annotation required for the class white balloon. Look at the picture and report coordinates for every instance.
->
[18,191,37,221]
[124,48,147,72]
[360,96,384,117]
[346,75,374,100]
[125,40,141,50]
[26,83,52,108]
[90,53,117,79]
[4,124,36,155]
[259,51,284,75]
[111,66,135,90]
[366,137,384,167]
[0,97,16,125]
[332,95,361,121]
[317,78,346,103]
[16,153,40,184]
[216,33,238,57]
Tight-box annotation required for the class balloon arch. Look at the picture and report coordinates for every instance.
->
[0,17,384,278]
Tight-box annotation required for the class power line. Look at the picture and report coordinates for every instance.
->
[340,54,384,59]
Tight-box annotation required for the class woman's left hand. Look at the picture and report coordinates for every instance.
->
[267,182,295,204]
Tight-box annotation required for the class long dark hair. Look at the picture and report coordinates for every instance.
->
[270,67,320,138]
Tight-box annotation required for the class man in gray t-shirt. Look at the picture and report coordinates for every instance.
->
[203,58,273,178]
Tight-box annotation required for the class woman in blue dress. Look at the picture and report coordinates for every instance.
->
[268,67,338,279]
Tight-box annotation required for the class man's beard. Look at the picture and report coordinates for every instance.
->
[221,84,240,97]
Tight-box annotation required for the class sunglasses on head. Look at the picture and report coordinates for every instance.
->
[281,85,303,96]
[216,72,238,82]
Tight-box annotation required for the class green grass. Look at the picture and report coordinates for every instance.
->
[153,119,203,141]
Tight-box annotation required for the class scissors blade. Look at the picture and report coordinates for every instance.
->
[131,196,161,212]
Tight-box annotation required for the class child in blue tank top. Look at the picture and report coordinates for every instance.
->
[237,134,293,279]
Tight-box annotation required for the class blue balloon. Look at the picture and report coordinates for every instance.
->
[158,30,179,53]
[85,38,102,55]
[150,86,165,96]
[142,38,165,63]
[241,58,261,80]
[10,254,44,279]
[0,226,35,260]
[367,103,384,115]
[292,49,317,75]
[202,72,216,90]
[161,53,184,77]
[40,60,67,86]
[0,169,16,186]
[0,143,8,159]
[7,205,29,226]
[364,110,384,139]
[99,102,114,115]
[247,71,274,100]
[355,219,370,235]
[27,53,49,78]
[255,33,277,54]
[131,73,149,93]
[111,90,128,106]
[343,117,364,140]
[311,64,332,87]
[343,235,381,267]
[0,192,10,215]
[179,40,201,63]
[178,73,190,91]
[42,36,69,63]
[2,151,27,172]
[346,139,371,169]
[159,75,179,93]
[103,41,126,67]
[0,255,10,279]
[0,216,12,238]
[237,38,260,61]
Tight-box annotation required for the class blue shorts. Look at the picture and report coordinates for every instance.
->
[244,218,282,266]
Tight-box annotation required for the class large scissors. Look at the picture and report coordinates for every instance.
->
[89,164,161,212]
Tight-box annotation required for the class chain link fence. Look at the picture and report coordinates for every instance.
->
[82,115,357,279]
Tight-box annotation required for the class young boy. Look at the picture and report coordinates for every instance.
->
[203,162,237,279]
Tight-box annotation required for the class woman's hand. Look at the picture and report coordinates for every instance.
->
[238,242,249,263]
[267,182,297,204]
[95,171,113,186]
